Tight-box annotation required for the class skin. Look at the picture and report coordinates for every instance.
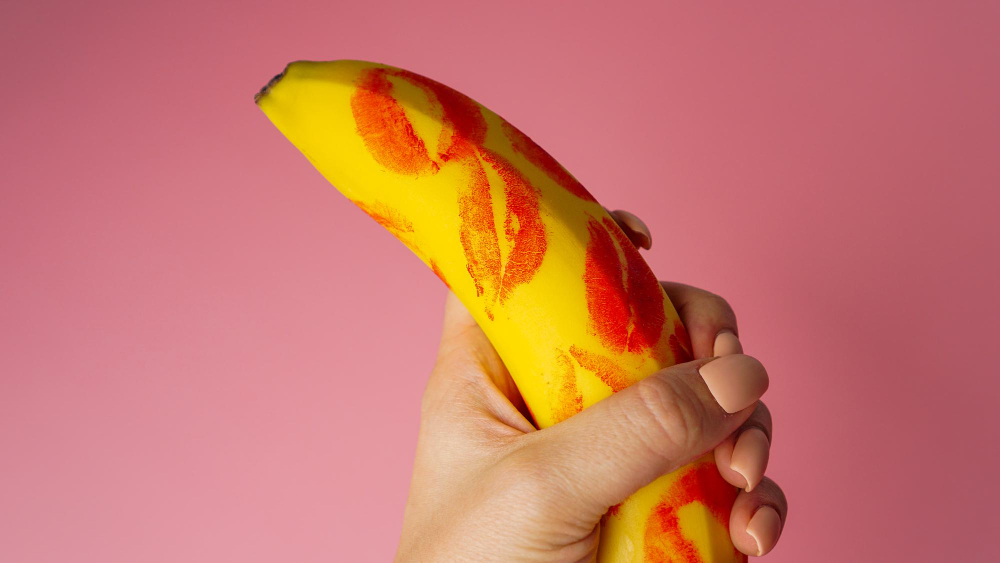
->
[395,210,788,562]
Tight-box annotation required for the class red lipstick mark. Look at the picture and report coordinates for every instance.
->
[569,346,631,393]
[479,148,547,304]
[601,501,624,527]
[583,218,631,352]
[456,146,547,319]
[550,350,583,423]
[643,462,742,563]
[349,67,549,320]
[353,200,414,237]
[379,72,504,314]
[389,68,488,154]
[350,69,440,176]
[583,216,666,355]
[604,216,666,353]
[385,69,546,318]
[429,260,451,290]
[354,199,427,261]
[455,141,501,318]
[501,120,597,202]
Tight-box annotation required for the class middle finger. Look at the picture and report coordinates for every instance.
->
[715,401,773,491]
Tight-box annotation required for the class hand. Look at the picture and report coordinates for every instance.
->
[395,210,788,562]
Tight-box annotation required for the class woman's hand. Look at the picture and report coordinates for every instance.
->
[395,210,787,562]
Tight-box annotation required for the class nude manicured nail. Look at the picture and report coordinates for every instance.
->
[730,427,770,492]
[746,505,781,556]
[698,355,768,413]
[614,209,652,249]
[713,329,743,356]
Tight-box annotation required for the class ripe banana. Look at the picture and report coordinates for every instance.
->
[256,60,745,562]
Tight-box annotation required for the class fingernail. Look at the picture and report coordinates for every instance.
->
[713,329,743,356]
[698,355,768,413]
[614,209,652,249]
[730,427,769,492]
[746,505,781,556]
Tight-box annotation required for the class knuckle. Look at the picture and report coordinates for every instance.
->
[754,399,771,418]
[692,288,737,327]
[753,401,773,431]
[707,291,736,319]
[631,376,709,460]
[756,476,788,514]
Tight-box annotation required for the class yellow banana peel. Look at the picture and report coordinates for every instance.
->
[256,59,745,563]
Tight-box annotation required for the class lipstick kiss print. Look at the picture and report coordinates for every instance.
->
[643,462,743,563]
[350,67,547,319]
[584,215,667,355]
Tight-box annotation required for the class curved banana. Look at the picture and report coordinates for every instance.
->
[256,60,745,563]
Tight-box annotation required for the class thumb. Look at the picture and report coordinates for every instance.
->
[526,354,769,517]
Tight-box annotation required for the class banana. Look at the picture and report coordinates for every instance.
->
[256,60,745,562]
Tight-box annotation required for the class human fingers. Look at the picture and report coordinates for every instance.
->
[609,210,759,487]
[714,401,772,492]
[660,281,741,359]
[729,476,787,556]
[606,208,652,250]
[517,354,769,517]
[604,211,742,361]
[605,210,742,360]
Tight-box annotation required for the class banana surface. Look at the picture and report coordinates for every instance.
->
[256,60,744,563]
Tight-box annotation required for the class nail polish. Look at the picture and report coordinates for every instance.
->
[698,355,769,413]
[713,329,743,356]
[746,505,781,556]
[730,427,770,491]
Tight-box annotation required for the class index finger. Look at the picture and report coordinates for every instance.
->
[606,208,652,250]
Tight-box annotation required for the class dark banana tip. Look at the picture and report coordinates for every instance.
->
[254,69,287,104]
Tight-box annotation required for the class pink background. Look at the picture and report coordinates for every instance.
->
[3,1,998,561]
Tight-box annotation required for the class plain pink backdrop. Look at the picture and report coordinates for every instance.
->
[2,1,998,561]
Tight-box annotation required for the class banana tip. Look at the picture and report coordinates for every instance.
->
[254,68,287,104]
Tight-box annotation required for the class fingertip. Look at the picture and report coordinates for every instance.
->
[610,209,652,249]
[745,505,781,556]
[730,427,770,492]
[714,437,750,490]
[698,355,769,414]
[713,329,743,356]
[730,478,787,557]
